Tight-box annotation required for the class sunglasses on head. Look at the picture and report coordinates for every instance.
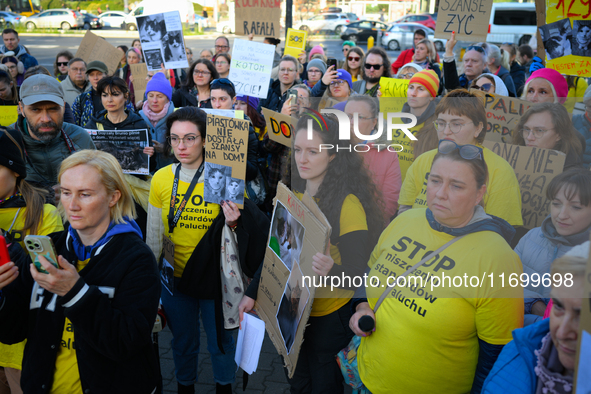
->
[348,56,361,61]
[364,63,382,70]
[438,140,483,161]
[466,45,485,54]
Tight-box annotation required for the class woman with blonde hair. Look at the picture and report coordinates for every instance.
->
[0,149,160,394]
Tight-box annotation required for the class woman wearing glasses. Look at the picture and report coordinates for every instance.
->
[399,89,524,227]
[260,56,300,112]
[472,73,509,96]
[172,59,219,109]
[512,103,584,169]
[327,69,354,103]
[303,58,326,89]
[215,53,231,79]
[352,140,523,394]
[343,47,364,82]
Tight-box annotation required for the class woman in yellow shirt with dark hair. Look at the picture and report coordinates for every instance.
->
[0,127,63,394]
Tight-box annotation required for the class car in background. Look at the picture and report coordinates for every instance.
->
[295,12,350,34]
[24,9,83,30]
[98,11,127,28]
[393,13,436,29]
[80,12,101,29]
[488,3,536,45]
[195,14,210,29]
[381,23,446,51]
[0,11,25,27]
[340,20,388,43]
[346,13,359,22]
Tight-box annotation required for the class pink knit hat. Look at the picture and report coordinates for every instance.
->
[523,68,568,104]
[309,45,325,61]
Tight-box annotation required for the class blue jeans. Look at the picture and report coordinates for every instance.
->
[161,277,236,385]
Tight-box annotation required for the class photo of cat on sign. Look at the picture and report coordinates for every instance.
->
[164,31,187,63]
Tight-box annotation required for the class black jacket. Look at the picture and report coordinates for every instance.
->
[496,66,517,97]
[85,109,150,131]
[178,198,269,349]
[509,61,526,97]
[0,231,161,394]
[259,79,289,113]
[171,86,213,109]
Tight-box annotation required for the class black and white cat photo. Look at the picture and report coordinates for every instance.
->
[138,15,167,43]
[163,31,186,62]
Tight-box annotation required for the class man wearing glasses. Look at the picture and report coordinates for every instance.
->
[443,32,489,91]
[352,47,392,94]
[212,36,230,62]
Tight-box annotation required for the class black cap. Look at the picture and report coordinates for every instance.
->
[0,127,27,179]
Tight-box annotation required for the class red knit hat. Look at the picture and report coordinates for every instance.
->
[408,69,439,97]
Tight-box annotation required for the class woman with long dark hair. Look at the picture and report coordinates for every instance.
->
[53,50,73,81]
[240,111,384,393]
[172,59,219,108]
[235,95,266,141]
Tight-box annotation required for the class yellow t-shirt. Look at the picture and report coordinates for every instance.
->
[357,208,523,394]
[51,258,90,394]
[294,193,368,317]
[0,203,63,370]
[149,165,221,277]
[398,146,524,226]
[388,121,426,184]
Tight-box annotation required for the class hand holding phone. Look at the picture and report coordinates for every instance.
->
[327,58,338,69]
[24,235,59,274]
[0,235,10,267]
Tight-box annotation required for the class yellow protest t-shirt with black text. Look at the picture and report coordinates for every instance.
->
[294,192,368,317]
[0,204,63,370]
[398,146,524,226]
[149,165,221,277]
[50,258,90,394]
[357,208,523,394]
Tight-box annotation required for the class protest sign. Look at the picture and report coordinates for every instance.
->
[379,77,409,98]
[202,108,244,119]
[235,0,281,37]
[476,91,533,144]
[130,63,148,101]
[575,246,591,393]
[204,114,250,208]
[284,28,307,58]
[229,39,275,98]
[256,183,331,377]
[75,30,122,75]
[546,1,591,77]
[434,0,493,41]
[87,129,150,175]
[262,108,292,147]
[483,141,566,229]
[0,106,18,126]
[137,11,189,72]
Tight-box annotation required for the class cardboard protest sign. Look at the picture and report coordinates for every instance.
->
[204,115,250,208]
[202,108,244,119]
[379,77,409,98]
[137,11,189,72]
[256,183,331,377]
[130,63,148,101]
[87,129,150,175]
[546,1,591,77]
[575,245,591,393]
[235,0,281,37]
[284,28,307,58]
[477,91,533,144]
[0,106,18,126]
[262,108,292,147]
[75,30,122,75]
[483,141,566,229]
[435,0,493,41]
[229,39,276,98]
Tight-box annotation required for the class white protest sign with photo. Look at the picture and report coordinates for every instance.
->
[86,129,150,175]
[228,39,275,98]
[137,11,189,72]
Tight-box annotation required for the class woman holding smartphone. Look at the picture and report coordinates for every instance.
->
[0,149,161,394]
[0,127,64,394]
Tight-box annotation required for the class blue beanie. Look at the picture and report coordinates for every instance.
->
[145,72,172,101]
[236,95,259,110]
[336,69,353,90]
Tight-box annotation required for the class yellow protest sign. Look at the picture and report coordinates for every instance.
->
[262,107,292,147]
[284,29,307,58]
[546,0,591,77]
[379,77,409,98]
[0,106,18,126]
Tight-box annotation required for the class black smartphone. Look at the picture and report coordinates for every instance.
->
[326,58,337,69]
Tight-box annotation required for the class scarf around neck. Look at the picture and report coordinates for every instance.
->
[142,100,170,126]
[534,333,573,394]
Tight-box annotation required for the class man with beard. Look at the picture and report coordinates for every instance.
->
[352,47,392,94]
[14,74,94,198]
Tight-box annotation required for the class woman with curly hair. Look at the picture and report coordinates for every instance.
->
[239,111,384,393]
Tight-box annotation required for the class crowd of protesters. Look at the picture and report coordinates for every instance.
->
[0,16,589,394]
